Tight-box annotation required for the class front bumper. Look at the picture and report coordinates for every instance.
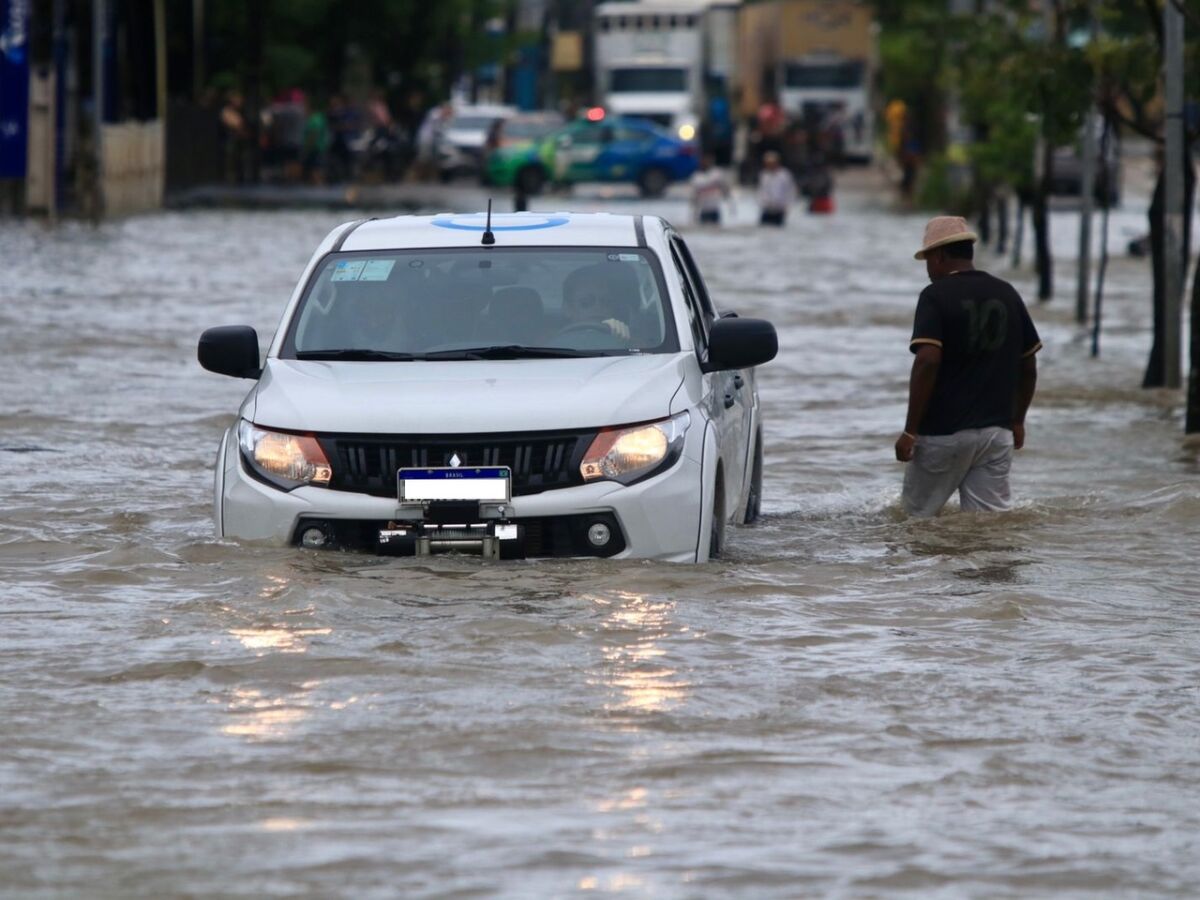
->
[216,427,705,562]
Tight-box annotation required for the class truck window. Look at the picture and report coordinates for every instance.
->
[610,68,688,93]
[669,244,708,354]
[671,236,718,322]
[784,61,864,89]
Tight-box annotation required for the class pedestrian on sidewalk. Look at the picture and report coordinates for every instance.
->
[757,151,795,226]
[690,153,733,225]
[219,90,250,184]
[895,216,1042,517]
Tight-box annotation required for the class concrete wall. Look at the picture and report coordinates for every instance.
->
[101,120,165,217]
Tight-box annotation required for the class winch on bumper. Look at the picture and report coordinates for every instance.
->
[290,464,630,559]
[378,465,519,559]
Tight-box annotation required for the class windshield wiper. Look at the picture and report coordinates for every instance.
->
[422,345,592,360]
[294,349,424,361]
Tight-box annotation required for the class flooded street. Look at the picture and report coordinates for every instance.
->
[2,176,1198,897]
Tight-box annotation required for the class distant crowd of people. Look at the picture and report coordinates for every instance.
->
[217,88,419,186]
[688,95,847,227]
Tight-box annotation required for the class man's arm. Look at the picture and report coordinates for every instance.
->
[1012,354,1037,450]
[895,344,942,462]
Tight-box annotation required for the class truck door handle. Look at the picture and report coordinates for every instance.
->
[724,392,736,409]
[733,374,745,390]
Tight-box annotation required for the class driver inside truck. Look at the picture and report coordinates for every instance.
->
[560,263,632,342]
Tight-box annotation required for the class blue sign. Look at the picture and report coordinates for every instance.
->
[0,0,30,179]
[432,214,569,232]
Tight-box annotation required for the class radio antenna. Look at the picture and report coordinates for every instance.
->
[481,198,496,246]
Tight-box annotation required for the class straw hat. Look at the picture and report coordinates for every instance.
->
[914,216,978,259]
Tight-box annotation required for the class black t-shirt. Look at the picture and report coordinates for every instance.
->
[910,269,1041,436]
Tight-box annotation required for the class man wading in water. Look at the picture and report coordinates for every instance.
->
[895,216,1042,516]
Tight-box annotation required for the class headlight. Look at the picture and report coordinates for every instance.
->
[580,411,690,485]
[678,123,696,141]
[238,420,332,490]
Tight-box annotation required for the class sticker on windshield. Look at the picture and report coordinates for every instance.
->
[331,260,366,282]
[359,259,396,281]
[617,253,641,262]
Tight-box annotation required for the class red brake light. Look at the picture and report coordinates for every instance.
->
[586,107,606,122]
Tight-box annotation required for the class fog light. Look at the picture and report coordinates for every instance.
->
[587,522,611,547]
[300,526,327,548]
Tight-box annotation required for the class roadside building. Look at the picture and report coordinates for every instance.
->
[1,0,168,219]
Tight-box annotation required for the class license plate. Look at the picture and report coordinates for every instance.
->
[398,466,512,502]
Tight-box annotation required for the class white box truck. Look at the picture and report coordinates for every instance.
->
[738,0,877,162]
[593,0,732,142]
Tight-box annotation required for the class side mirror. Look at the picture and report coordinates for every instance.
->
[198,325,262,379]
[703,317,777,372]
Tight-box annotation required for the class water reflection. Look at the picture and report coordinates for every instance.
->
[216,572,334,740]
[259,818,313,832]
[593,592,690,715]
[577,873,647,892]
[220,683,317,741]
[596,786,648,813]
[229,625,332,654]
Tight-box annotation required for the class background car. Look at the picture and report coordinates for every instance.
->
[482,111,566,185]
[486,112,699,197]
[1049,123,1121,207]
[436,104,515,182]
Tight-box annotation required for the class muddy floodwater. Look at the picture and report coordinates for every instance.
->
[2,176,1198,898]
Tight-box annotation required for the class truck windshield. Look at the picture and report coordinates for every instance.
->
[610,68,688,93]
[283,248,679,359]
[784,61,864,89]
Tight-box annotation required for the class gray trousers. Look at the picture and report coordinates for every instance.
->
[901,426,1015,517]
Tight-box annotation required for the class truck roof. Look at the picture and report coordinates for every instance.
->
[337,212,657,252]
[595,0,713,13]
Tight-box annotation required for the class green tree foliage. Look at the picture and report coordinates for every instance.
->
[198,0,510,104]
[876,1,955,156]
[874,0,1094,198]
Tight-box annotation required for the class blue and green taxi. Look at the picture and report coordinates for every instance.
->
[485,111,699,198]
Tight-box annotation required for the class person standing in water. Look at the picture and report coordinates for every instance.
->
[895,216,1041,517]
[690,153,733,225]
[756,150,796,226]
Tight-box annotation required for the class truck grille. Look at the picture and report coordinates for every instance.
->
[316,430,593,498]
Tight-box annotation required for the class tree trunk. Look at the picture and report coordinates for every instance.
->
[245,0,265,184]
[1092,181,1112,358]
[1144,150,1195,388]
[1011,193,1025,268]
[1034,141,1054,300]
[1033,189,1052,300]
[1145,171,1166,386]
[1187,251,1200,430]
[996,192,1009,256]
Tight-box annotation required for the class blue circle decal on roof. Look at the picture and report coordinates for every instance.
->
[432,214,570,232]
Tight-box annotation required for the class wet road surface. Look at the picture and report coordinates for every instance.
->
[1,174,1198,898]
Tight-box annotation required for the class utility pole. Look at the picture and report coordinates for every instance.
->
[1077,106,1095,324]
[1163,0,1184,389]
[1076,2,1096,326]
[91,0,106,221]
[193,0,205,101]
